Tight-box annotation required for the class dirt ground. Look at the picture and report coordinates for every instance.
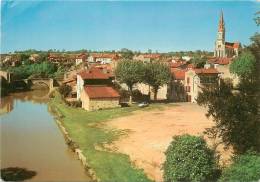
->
[106,103,232,182]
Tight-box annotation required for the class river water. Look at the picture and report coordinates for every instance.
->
[0,89,91,181]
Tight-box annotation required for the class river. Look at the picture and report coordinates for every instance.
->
[0,89,91,181]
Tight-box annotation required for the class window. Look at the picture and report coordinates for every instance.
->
[187,77,190,84]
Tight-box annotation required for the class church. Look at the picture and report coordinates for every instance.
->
[214,11,241,58]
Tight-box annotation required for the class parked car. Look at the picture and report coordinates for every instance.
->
[138,102,149,108]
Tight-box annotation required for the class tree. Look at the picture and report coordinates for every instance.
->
[219,151,260,182]
[144,62,171,100]
[230,51,257,80]
[191,55,207,68]
[197,79,260,154]
[115,60,144,104]
[163,135,218,182]
[120,48,134,59]
[197,13,260,154]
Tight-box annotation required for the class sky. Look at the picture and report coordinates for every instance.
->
[1,1,259,53]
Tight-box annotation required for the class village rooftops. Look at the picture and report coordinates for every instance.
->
[208,57,233,65]
[84,85,120,99]
[193,68,220,75]
[170,61,187,68]
[78,68,110,80]
[90,53,119,59]
[171,69,186,80]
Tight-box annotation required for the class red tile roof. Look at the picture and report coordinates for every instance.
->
[171,69,186,80]
[208,57,232,65]
[194,68,219,74]
[78,68,110,80]
[225,42,240,49]
[84,86,120,99]
[170,61,187,68]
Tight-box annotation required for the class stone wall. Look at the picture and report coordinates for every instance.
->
[81,90,120,111]
[88,98,120,111]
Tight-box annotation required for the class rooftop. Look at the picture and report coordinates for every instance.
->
[84,85,120,99]
[171,69,186,80]
[78,67,110,80]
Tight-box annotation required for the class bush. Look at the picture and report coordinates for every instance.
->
[163,135,219,182]
[58,84,72,98]
[219,152,260,182]
[65,100,82,108]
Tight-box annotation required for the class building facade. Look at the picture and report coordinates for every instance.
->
[184,68,220,103]
[81,86,120,111]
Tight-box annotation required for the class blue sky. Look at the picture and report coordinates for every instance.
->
[1,1,259,53]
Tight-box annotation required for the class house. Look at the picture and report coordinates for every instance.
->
[76,67,120,110]
[169,69,187,102]
[133,54,161,63]
[169,61,187,69]
[87,53,119,64]
[48,53,87,65]
[208,57,239,86]
[80,85,120,111]
[75,53,87,66]
[76,67,112,100]
[184,68,220,102]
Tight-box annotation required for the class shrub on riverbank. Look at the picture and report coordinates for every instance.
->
[163,135,219,182]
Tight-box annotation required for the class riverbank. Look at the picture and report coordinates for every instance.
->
[48,93,173,182]
[1,90,90,181]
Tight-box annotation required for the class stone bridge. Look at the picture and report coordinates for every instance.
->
[26,78,54,89]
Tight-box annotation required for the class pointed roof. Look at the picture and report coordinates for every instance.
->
[218,10,225,32]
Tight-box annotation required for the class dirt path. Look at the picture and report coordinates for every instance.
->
[106,103,231,182]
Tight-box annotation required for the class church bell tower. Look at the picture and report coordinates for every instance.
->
[214,11,226,57]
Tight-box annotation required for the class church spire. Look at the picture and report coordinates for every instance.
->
[218,10,225,32]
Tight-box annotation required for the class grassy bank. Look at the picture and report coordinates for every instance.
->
[49,93,175,182]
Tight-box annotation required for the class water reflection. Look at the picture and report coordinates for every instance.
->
[1,167,37,181]
[0,89,49,116]
[0,89,91,181]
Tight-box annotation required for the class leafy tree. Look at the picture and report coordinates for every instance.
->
[8,61,57,79]
[197,79,260,154]
[163,135,219,182]
[219,151,260,182]
[144,62,171,100]
[120,48,134,59]
[197,13,260,154]
[115,60,144,104]
[191,55,207,68]
[230,51,257,80]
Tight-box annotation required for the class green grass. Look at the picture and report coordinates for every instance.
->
[49,93,176,182]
